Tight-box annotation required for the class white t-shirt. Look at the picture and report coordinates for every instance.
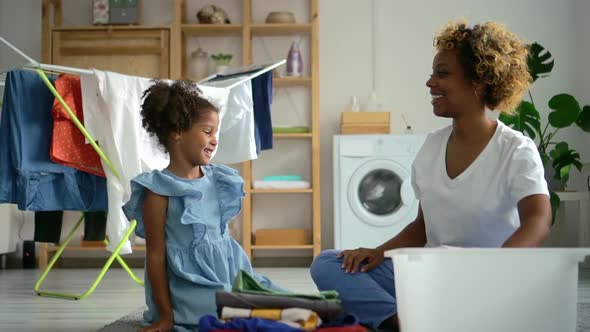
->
[210,79,258,164]
[411,120,549,248]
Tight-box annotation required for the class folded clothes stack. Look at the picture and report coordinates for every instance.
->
[198,270,367,332]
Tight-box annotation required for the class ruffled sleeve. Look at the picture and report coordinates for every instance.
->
[121,170,203,238]
[205,164,245,233]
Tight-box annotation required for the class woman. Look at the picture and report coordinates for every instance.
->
[311,20,551,330]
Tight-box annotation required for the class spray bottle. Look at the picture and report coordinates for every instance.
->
[286,39,303,77]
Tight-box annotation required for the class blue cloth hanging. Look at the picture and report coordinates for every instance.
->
[0,69,108,211]
[252,71,274,153]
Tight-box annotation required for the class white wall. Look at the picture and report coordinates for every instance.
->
[0,0,42,71]
[1,0,588,258]
[373,0,577,133]
[573,0,590,161]
[318,0,373,250]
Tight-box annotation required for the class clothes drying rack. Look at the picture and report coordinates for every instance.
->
[0,36,144,300]
[0,36,284,300]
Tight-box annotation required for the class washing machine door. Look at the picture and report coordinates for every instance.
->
[347,159,415,227]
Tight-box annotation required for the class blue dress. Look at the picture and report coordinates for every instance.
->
[122,164,285,331]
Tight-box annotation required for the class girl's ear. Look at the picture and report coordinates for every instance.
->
[169,131,182,143]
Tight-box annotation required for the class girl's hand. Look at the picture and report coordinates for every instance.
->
[137,318,174,332]
[337,247,384,273]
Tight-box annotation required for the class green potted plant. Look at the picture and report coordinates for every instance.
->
[210,53,233,74]
[499,42,590,222]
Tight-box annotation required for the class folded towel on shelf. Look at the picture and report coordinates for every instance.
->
[253,180,310,189]
[262,175,303,181]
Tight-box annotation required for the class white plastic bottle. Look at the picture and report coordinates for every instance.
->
[348,96,360,112]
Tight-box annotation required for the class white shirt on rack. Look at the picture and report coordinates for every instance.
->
[210,79,257,164]
[411,120,549,248]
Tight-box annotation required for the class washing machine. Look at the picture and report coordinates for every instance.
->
[333,134,426,250]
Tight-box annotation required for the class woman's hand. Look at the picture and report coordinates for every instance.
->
[137,318,174,332]
[337,247,384,273]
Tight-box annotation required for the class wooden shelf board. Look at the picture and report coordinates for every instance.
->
[53,25,169,31]
[251,244,314,250]
[250,188,312,194]
[274,77,312,87]
[182,24,242,36]
[251,23,311,36]
[273,133,312,138]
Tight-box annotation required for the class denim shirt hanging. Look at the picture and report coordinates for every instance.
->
[0,69,107,211]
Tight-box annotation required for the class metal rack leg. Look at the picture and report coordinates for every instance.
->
[33,219,143,300]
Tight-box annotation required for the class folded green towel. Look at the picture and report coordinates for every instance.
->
[272,126,311,133]
[232,270,340,302]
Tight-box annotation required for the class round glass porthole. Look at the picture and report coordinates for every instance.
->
[347,159,415,227]
[357,169,403,215]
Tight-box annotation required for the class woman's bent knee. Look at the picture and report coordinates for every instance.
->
[310,249,343,284]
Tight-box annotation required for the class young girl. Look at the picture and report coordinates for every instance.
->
[122,81,284,332]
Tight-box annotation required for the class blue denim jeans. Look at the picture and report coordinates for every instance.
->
[310,249,397,329]
[0,69,107,211]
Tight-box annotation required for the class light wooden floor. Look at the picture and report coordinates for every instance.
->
[1,267,589,332]
[0,268,316,332]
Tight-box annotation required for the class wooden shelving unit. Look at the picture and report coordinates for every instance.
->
[250,188,314,194]
[38,0,321,266]
[172,0,321,259]
[250,23,312,36]
[51,26,170,31]
[42,1,171,80]
[181,24,243,36]
[273,133,313,139]
[38,0,172,269]
[274,77,313,87]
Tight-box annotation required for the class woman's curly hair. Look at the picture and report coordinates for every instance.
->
[434,20,531,114]
[140,80,218,151]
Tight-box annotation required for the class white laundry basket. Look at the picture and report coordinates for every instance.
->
[385,248,590,332]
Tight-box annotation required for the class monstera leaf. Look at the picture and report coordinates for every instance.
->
[499,101,541,139]
[549,142,583,183]
[577,105,590,132]
[528,42,555,82]
[547,94,581,128]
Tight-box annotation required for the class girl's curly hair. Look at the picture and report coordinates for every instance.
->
[434,20,532,114]
[140,80,218,151]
